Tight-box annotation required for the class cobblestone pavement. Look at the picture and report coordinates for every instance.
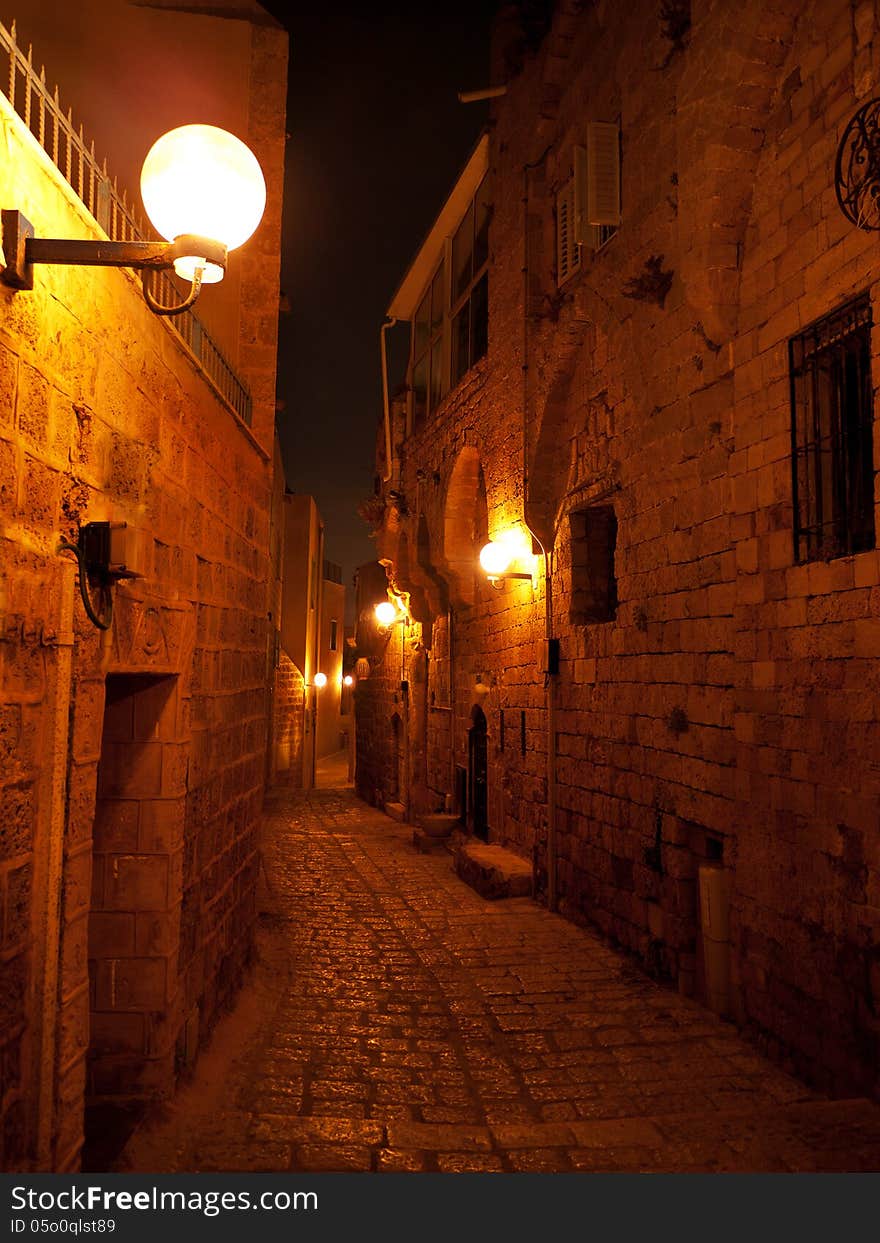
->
[119,788,880,1173]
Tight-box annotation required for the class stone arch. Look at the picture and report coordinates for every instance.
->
[443,446,487,608]
[382,523,437,633]
[525,317,592,546]
[675,0,801,341]
[415,512,449,619]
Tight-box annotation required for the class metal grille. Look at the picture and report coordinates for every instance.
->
[789,296,875,562]
[0,18,253,427]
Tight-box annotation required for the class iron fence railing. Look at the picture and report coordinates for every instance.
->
[1,17,253,427]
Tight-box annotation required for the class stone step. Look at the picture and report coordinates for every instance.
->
[384,801,406,823]
[454,839,533,899]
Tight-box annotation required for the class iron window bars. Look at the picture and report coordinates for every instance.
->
[789,295,875,563]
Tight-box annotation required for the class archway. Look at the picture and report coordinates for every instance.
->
[443,446,487,608]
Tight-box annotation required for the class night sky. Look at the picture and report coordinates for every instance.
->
[266,4,497,598]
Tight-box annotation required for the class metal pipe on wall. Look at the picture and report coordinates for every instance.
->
[521,148,559,911]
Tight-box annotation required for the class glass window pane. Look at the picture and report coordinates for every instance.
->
[470,272,488,365]
[430,261,445,334]
[430,343,443,413]
[451,302,470,387]
[412,354,427,427]
[414,289,429,356]
[473,176,490,273]
[452,202,474,303]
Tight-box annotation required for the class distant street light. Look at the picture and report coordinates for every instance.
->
[313,671,328,689]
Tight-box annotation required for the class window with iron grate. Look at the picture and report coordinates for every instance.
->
[789,296,875,563]
[569,505,618,624]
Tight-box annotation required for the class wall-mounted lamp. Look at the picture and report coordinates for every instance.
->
[312,671,328,689]
[479,537,534,588]
[374,599,407,629]
[1,124,266,317]
[342,674,354,687]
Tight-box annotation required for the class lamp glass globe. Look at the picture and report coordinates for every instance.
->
[479,541,512,576]
[140,125,266,283]
[374,601,398,626]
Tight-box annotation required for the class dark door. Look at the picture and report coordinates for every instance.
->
[468,705,488,841]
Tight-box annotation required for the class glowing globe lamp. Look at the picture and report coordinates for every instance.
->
[313,672,328,689]
[343,675,354,687]
[140,125,266,283]
[479,541,513,577]
[374,600,398,627]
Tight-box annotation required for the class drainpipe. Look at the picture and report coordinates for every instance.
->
[380,317,398,483]
[521,148,559,911]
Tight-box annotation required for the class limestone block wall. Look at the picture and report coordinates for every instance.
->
[360,0,880,1095]
[272,651,305,787]
[0,60,282,1169]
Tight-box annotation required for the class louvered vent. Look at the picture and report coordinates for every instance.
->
[556,178,581,286]
[587,121,621,228]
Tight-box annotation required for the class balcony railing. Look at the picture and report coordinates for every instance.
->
[1,17,253,427]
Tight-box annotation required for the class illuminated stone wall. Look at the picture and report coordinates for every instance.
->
[0,7,285,1171]
[361,0,880,1096]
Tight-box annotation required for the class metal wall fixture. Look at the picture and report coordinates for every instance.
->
[58,521,141,631]
[1,124,266,316]
[835,97,880,231]
[478,538,534,589]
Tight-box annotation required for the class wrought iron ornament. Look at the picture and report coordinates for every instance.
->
[836,97,880,230]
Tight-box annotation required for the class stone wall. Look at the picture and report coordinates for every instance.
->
[360,0,880,1096]
[0,11,285,1169]
[273,651,305,787]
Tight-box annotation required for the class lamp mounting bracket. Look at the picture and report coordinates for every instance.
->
[0,211,227,291]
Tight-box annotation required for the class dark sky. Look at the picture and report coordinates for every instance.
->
[266,4,497,594]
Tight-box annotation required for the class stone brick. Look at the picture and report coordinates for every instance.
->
[101,855,169,912]
[94,956,168,1011]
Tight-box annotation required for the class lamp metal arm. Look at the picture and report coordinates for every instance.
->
[0,211,226,290]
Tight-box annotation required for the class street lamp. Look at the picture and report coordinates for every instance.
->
[312,671,328,689]
[479,535,534,587]
[375,599,409,629]
[0,124,266,316]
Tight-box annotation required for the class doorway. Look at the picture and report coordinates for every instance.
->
[468,705,488,841]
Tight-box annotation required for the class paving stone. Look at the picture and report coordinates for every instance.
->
[294,1144,373,1172]
[385,1122,493,1152]
[250,1115,384,1145]
[435,1153,506,1172]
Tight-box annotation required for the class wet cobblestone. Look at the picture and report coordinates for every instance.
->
[119,788,880,1173]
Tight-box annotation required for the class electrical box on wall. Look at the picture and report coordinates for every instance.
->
[541,638,560,675]
[79,521,143,579]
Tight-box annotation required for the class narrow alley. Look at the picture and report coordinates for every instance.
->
[116,782,880,1175]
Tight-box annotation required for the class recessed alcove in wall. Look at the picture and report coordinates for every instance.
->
[84,672,185,1167]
